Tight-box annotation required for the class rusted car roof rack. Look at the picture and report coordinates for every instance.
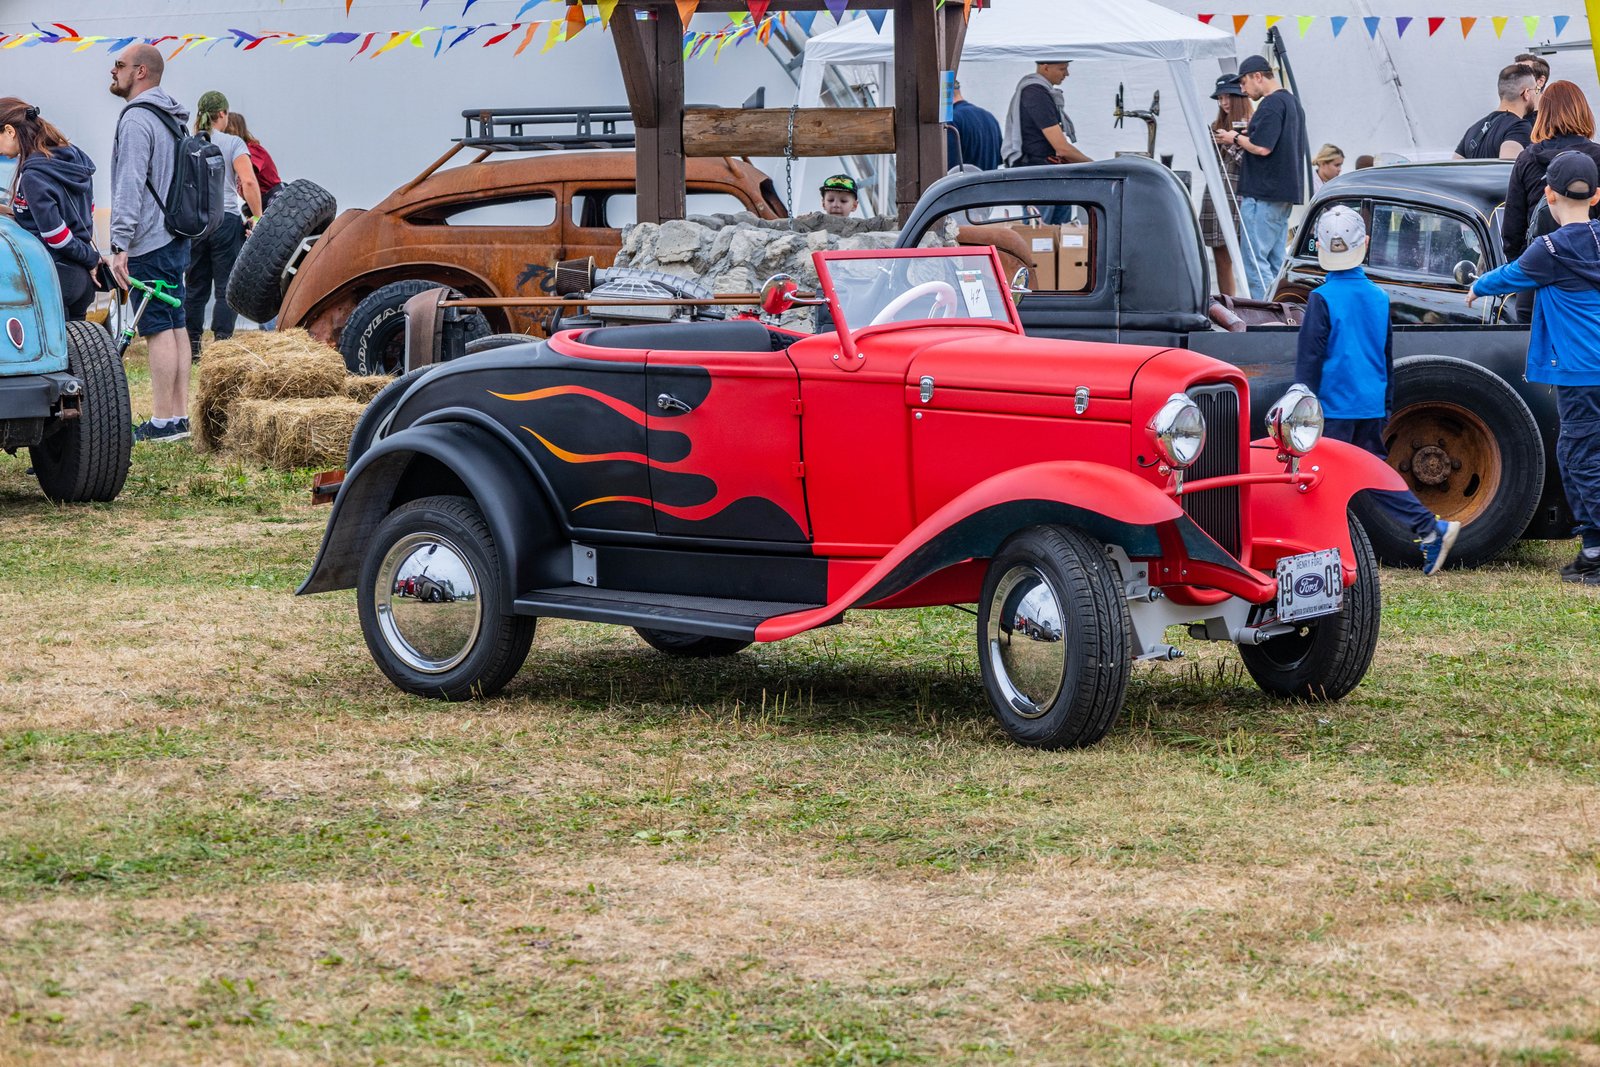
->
[457,107,637,152]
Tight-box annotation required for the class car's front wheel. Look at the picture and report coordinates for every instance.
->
[977,525,1131,749]
[1239,514,1381,701]
[357,495,535,700]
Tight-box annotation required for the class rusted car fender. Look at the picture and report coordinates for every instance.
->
[756,461,1230,641]
[1245,436,1407,581]
[298,420,565,599]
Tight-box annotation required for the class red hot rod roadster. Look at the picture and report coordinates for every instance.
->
[300,247,1405,748]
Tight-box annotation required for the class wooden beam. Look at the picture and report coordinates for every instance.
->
[894,0,944,221]
[683,108,896,158]
[938,3,968,77]
[614,5,685,224]
[612,4,658,128]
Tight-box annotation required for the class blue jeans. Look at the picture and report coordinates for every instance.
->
[1556,384,1600,549]
[1326,417,1439,541]
[1239,197,1292,301]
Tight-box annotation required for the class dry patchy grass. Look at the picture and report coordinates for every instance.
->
[0,349,1598,1064]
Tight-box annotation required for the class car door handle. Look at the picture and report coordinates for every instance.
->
[656,393,692,414]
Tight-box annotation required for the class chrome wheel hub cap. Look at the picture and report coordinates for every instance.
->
[375,532,483,673]
[986,565,1067,718]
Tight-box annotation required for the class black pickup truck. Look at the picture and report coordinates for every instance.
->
[898,157,1563,568]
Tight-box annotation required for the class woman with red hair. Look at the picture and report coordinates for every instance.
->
[1505,80,1600,261]
[0,97,103,319]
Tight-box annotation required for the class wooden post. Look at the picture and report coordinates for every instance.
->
[614,4,685,224]
[894,0,944,221]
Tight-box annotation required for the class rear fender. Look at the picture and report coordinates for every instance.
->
[1247,436,1407,581]
[759,462,1200,640]
[298,421,564,598]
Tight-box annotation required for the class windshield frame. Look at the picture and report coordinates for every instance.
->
[814,247,1023,367]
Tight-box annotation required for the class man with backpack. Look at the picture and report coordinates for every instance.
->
[108,43,223,444]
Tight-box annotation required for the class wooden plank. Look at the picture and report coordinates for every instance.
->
[894,0,944,220]
[938,3,967,76]
[652,5,686,223]
[612,4,658,128]
[683,107,896,158]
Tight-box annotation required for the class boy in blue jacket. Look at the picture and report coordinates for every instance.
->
[1296,205,1460,574]
[1470,150,1600,585]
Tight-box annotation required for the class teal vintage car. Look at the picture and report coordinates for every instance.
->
[0,215,130,501]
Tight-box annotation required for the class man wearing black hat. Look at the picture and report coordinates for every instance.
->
[1469,150,1600,586]
[1212,54,1307,300]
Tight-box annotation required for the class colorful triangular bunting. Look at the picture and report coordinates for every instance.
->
[824,0,848,22]
[1460,17,1476,38]
[1296,15,1314,37]
[1197,13,1215,25]
[1264,15,1281,30]
[1523,15,1540,38]
[1395,15,1412,37]
[747,0,770,22]
[1363,15,1380,38]
[1492,15,1508,37]
[1427,16,1443,36]
[1554,14,1570,36]
[1330,15,1347,37]
[865,9,887,32]
[676,1,698,26]
[1232,14,1248,34]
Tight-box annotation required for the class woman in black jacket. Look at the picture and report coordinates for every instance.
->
[0,97,103,320]
[1504,80,1600,262]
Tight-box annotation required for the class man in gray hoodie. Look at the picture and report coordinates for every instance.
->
[108,42,192,444]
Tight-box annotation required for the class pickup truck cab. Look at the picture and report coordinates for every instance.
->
[899,157,1562,569]
[302,246,1403,749]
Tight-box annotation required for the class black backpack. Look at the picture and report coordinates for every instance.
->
[119,101,226,240]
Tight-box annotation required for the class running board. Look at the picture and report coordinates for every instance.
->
[513,585,830,640]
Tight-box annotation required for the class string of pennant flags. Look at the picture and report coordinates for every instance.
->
[0,1,992,61]
[1201,12,1578,39]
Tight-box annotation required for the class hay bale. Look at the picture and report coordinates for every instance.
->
[191,329,350,451]
[342,374,395,404]
[228,397,367,470]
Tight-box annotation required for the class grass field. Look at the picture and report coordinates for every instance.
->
[2,351,1599,1065]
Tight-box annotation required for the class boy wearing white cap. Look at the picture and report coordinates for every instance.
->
[1296,205,1460,574]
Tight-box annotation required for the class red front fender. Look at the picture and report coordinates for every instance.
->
[757,462,1186,640]
[1247,436,1407,580]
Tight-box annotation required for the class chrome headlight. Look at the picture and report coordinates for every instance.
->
[1266,384,1325,456]
[1148,393,1207,470]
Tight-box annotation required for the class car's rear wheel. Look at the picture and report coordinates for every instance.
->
[358,495,535,700]
[340,279,490,376]
[634,628,752,658]
[1239,515,1380,702]
[225,179,337,323]
[977,525,1131,749]
[30,321,131,503]
[1357,356,1543,567]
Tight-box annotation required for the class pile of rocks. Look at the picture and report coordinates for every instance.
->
[616,210,911,295]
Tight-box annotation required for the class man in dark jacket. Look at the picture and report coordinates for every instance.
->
[946,82,1001,171]
[1453,63,1538,161]
[1470,151,1600,584]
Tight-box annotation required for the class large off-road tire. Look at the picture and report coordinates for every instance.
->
[225,179,337,323]
[977,525,1131,749]
[634,628,752,658]
[30,321,131,503]
[1239,515,1381,702]
[465,333,538,355]
[1357,356,1543,568]
[339,279,490,376]
[357,495,536,701]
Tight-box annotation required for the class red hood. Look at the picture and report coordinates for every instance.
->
[908,331,1168,400]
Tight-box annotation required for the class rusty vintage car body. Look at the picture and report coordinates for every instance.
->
[279,146,785,347]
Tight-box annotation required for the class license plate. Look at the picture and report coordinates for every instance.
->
[1274,548,1344,623]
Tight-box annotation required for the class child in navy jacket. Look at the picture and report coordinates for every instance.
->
[0,98,101,320]
[1471,150,1600,584]
[1296,205,1460,574]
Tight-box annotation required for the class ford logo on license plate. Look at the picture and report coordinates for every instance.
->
[1294,573,1325,597]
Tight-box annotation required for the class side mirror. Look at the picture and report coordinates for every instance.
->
[1452,260,1480,287]
[759,273,826,318]
[1010,267,1032,303]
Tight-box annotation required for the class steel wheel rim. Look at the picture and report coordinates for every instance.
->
[375,532,483,674]
[986,564,1067,719]
[1385,402,1502,525]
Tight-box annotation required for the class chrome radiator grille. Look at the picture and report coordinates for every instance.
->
[1182,384,1242,559]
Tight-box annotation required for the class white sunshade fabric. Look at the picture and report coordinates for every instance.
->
[796,1,1249,292]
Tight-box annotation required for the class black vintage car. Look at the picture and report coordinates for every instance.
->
[1275,160,1513,326]
[898,158,1565,570]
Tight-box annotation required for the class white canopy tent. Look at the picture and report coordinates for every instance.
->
[797,1,1250,292]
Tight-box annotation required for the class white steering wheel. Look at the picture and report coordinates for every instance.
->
[868,280,958,326]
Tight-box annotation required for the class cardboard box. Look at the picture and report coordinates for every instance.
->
[1006,221,1059,291]
[1058,223,1090,292]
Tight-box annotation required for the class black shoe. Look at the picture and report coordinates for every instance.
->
[1560,550,1600,582]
